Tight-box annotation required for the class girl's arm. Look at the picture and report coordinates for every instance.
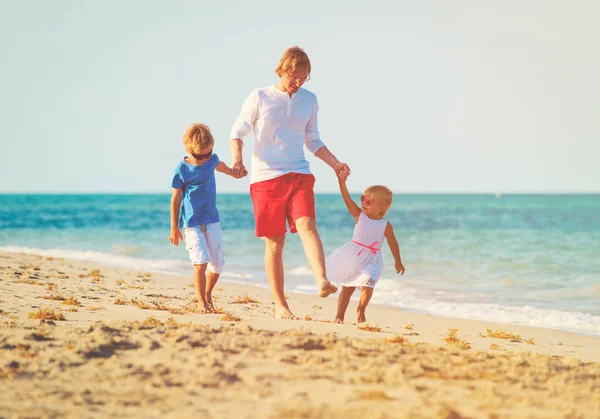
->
[385,221,405,275]
[216,162,247,177]
[169,188,183,246]
[338,178,362,221]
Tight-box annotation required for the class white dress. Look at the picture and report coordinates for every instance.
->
[326,212,388,289]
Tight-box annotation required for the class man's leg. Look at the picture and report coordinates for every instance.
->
[264,235,296,319]
[295,216,338,297]
[335,286,356,323]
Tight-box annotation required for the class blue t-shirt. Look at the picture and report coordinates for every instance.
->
[171,154,220,228]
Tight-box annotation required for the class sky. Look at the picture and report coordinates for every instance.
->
[1,0,599,194]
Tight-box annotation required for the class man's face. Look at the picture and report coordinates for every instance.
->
[282,68,310,94]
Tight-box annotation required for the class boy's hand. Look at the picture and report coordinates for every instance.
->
[169,228,183,246]
[396,261,405,275]
[235,169,248,178]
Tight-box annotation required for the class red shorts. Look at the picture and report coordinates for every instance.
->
[250,173,316,237]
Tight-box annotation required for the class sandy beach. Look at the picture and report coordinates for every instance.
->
[1,250,599,418]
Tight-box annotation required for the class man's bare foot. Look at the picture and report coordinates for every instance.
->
[275,306,298,320]
[357,311,366,323]
[318,280,338,298]
[334,317,344,324]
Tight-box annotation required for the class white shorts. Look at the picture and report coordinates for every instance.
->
[183,222,224,273]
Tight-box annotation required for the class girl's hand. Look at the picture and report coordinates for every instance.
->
[169,228,183,246]
[396,261,405,275]
[334,162,351,181]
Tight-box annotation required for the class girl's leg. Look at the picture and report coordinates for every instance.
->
[205,271,220,310]
[193,263,210,313]
[335,286,356,324]
[356,286,374,323]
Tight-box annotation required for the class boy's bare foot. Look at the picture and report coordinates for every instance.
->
[318,280,338,298]
[275,306,298,320]
[197,303,211,313]
[357,311,366,323]
[334,317,344,324]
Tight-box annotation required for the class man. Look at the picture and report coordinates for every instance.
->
[230,46,350,319]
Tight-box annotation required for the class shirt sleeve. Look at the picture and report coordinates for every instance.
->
[171,165,184,189]
[230,89,259,141]
[304,98,325,155]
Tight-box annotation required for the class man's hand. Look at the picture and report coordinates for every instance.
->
[231,160,247,179]
[334,162,351,181]
[169,228,183,246]
[396,261,405,275]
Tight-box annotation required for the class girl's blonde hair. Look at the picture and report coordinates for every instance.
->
[182,123,214,154]
[275,46,311,77]
[364,185,393,216]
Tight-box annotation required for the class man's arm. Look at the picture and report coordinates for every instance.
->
[315,146,351,181]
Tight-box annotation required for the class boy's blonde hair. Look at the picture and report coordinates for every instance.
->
[275,46,311,77]
[364,185,393,216]
[183,123,214,154]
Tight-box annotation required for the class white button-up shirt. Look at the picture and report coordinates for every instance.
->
[230,85,326,184]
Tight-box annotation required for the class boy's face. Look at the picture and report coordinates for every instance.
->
[188,146,212,164]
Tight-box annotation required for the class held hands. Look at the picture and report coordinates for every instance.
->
[396,260,406,275]
[231,160,247,179]
[334,162,351,181]
[169,228,183,246]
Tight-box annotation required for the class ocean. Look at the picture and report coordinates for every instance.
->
[1,193,599,336]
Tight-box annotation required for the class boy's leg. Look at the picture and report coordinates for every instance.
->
[205,223,225,310]
[357,286,374,323]
[265,235,296,319]
[193,263,211,313]
[335,286,356,324]
[205,271,220,310]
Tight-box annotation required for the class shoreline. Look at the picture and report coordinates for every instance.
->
[3,245,599,339]
[1,251,600,417]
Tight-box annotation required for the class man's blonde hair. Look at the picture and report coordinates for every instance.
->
[182,123,214,154]
[364,185,393,215]
[275,46,311,77]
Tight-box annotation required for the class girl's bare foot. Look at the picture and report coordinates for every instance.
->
[318,280,338,298]
[334,317,344,324]
[207,300,215,313]
[357,310,366,323]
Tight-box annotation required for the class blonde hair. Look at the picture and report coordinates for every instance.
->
[275,46,311,77]
[182,123,214,154]
[364,185,393,216]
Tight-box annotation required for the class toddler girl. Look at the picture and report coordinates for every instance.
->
[327,178,405,324]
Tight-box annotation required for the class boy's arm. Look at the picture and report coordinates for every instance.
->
[384,222,405,275]
[169,188,183,246]
[338,178,362,221]
[216,161,247,177]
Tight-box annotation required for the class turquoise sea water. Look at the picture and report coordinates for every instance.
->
[1,194,599,335]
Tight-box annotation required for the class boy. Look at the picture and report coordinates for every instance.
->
[169,123,246,313]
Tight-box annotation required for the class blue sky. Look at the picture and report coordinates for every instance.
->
[1,1,598,193]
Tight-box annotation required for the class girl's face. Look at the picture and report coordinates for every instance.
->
[360,194,387,218]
